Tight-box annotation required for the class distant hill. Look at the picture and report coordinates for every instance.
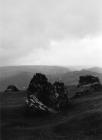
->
[0,65,102,91]
[48,70,102,85]
[87,67,102,74]
[0,65,70,91]
[0,65,70,79]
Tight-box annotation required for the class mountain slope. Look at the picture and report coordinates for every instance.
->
[48,70,102,85]
[88,67,102,74]
[0,68,102,91]
[0,72,33,91]
[0,65,70,91]
[1,87,102,140]
[0,65,70,79]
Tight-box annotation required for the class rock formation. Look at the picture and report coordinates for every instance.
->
[5,85,19,92]
[26,73,69,113]
[74,75,101,98]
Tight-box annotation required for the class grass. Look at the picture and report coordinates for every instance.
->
[1,90,102,140]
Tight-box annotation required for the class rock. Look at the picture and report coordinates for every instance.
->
[78,75,100,87]
[25,94,57,113]
[26,73,69,113]
[74,75,102,98]
[27,73,54,107]
[5,85,19,92]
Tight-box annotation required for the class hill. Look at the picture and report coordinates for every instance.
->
[0,65,70,91]
[0,66,102,91]
[0,65,70,78]
[47,70,102,88]
[1,88,102,140]
[88,67,102,74]
[0,72,33,91]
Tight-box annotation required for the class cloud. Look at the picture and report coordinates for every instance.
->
[15,35,102,67]
[0,0,102,66]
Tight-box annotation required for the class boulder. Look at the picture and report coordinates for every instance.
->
[74,75,102,98]
[78,75,100,87]
[25,94,57,113]
[5,85,19,92]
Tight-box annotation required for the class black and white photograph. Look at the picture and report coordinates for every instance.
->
[0,0,102,139]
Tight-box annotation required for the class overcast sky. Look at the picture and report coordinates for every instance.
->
[0,0,102,67]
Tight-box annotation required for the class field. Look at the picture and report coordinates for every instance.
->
[1,90,102,140]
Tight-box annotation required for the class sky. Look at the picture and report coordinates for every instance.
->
[0,0,102,67]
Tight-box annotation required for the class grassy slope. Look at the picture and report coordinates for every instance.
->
[1,90,102,140]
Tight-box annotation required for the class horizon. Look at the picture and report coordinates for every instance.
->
[0,64,102,71]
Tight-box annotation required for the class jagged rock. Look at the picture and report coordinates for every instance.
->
[90,83,102,91]
[78,75,101,93]
[74,75,101,98]
[26,73,69,113]
[53,81,69,110]
[78,75,100,87]
[27,73,54,107]
[25,94,57,113]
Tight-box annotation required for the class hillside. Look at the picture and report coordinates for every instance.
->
[0,65,69,91]
[1,88,102,140]
[88,67,102,74]
[0,65,70,78]
[53,70,102,85]
[0,72,33,91]
[0,66,102,91]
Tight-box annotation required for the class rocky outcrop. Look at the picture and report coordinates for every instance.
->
[74,75,102,98]
[25,94,57,113]
[26,73,69,113]
[53,81,68,110]
[27,73,54,107]
[5,85,19,92]
[78,75,100,87]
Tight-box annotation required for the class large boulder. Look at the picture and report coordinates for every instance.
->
[5,85,19,92]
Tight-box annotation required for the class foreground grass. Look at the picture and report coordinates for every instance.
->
[1,90,102,140]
